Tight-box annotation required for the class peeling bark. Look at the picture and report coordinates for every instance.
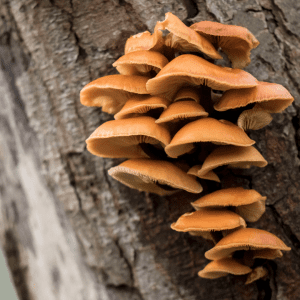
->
[1,1,300,299]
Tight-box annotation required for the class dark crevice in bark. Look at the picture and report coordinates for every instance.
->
[268,204,300,257]
[3,229,32,300]
[181,0,198,24]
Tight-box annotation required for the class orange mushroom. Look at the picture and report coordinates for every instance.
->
[191,21,259,69]
[80,75,149,114]
[146,54,258,101]
[108,158,203,195]
[86,116,171,158]
[191,187,266,222]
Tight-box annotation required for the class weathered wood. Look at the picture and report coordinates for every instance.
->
[0,0,300,299]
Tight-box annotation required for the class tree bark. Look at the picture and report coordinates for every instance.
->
[0,0,300,299]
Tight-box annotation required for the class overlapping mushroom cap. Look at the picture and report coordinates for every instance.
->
[197,145,268,180]
[198,257,252,279]
[156,12,221,60]
[214,81,294,113]
[165,118,255,158]
[146,54,258,100]
[205,228,291,260]
[108,158,203,195]
[80,75,149,114]
[114,95,170,120]
[191,187,266,222]
[113,50,169,76]
[86,116,171,158]
[191,21,259,69]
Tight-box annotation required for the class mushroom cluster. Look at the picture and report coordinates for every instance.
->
[80,12,293,284]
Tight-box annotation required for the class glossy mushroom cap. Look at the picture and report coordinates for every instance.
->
[205,228,291,260]
[112,50,169,76]
[156,12,221,60]
[125,30,164,54]
[197,145,268,179]
[198,257,252,279]
[245,266,268,285]
[108,158,203,195]
[165,118,255,158]
[171,209,246,240]
[155,101,208,124]
[114,95,170,120]
[146,54,258,100]
[214,81,294,113]
[191,187,266,222]
[80,75,149,114]
[191,21,259,69]
[174,87,201,103]
[86,116,171,158]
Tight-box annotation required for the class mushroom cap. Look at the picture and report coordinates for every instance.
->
[191,21,259,69]
[155,101,208,124]
[188,165,220,182]
[114,95,170,120]
[156,12,221,60]
[174,86,201,103]
[237,107,273,131]
[108,158,203,195]
[214,82,294,113]
[165,118,255,158]
[205,228,291,260]
[197,145,268,178]
[198,257,252,279]
[171,209,246,233]
[80,75,149,114]
[146,54,258,100]
[245,266,268,285]
[252,248,283,260]
[191,187,266,222]
[86,116,171,158]
[112,50,169,76]
[125,30,164,54]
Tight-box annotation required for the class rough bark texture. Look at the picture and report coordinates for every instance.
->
[0,0,300,299]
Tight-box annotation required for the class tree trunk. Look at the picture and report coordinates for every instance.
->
[0,0,300,299]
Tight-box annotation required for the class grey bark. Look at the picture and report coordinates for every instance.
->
[0,0,300,299]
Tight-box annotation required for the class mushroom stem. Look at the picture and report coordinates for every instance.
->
[200,85,214,115]
[210,231,223,244]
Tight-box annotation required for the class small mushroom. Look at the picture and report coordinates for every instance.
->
[171,209,246,243]
[86,116,171,158]
[237,106,273,131]
[174,86,201,103]
[155,12,221,60]
[125,30,164,54]
[114,95,170,120]
[108,158,203,195]
[198,257,252,279]
[112,50,169,76]
[146,54,258,101]
[197,145,268,180]
[191,21,259,69]
[191,187,266,222]
[205,228,291,260]
[165,118,255,158]
[214,81,294,113]
[188,165,220,183]
[155,101,208,125]
[80,74,149,114]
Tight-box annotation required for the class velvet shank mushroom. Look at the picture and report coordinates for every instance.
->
[188,165,220,182]
[191,187,266,222]
[173,86,201,103]
[108,158,203,195]
[198,257,252,279]
[165,118,255,158]
[146,54,258,101]
[191,21,259,69]
[86,116,171,158]
[112,50,169,76]
[80,74,149,114]
[205,228,291,260]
